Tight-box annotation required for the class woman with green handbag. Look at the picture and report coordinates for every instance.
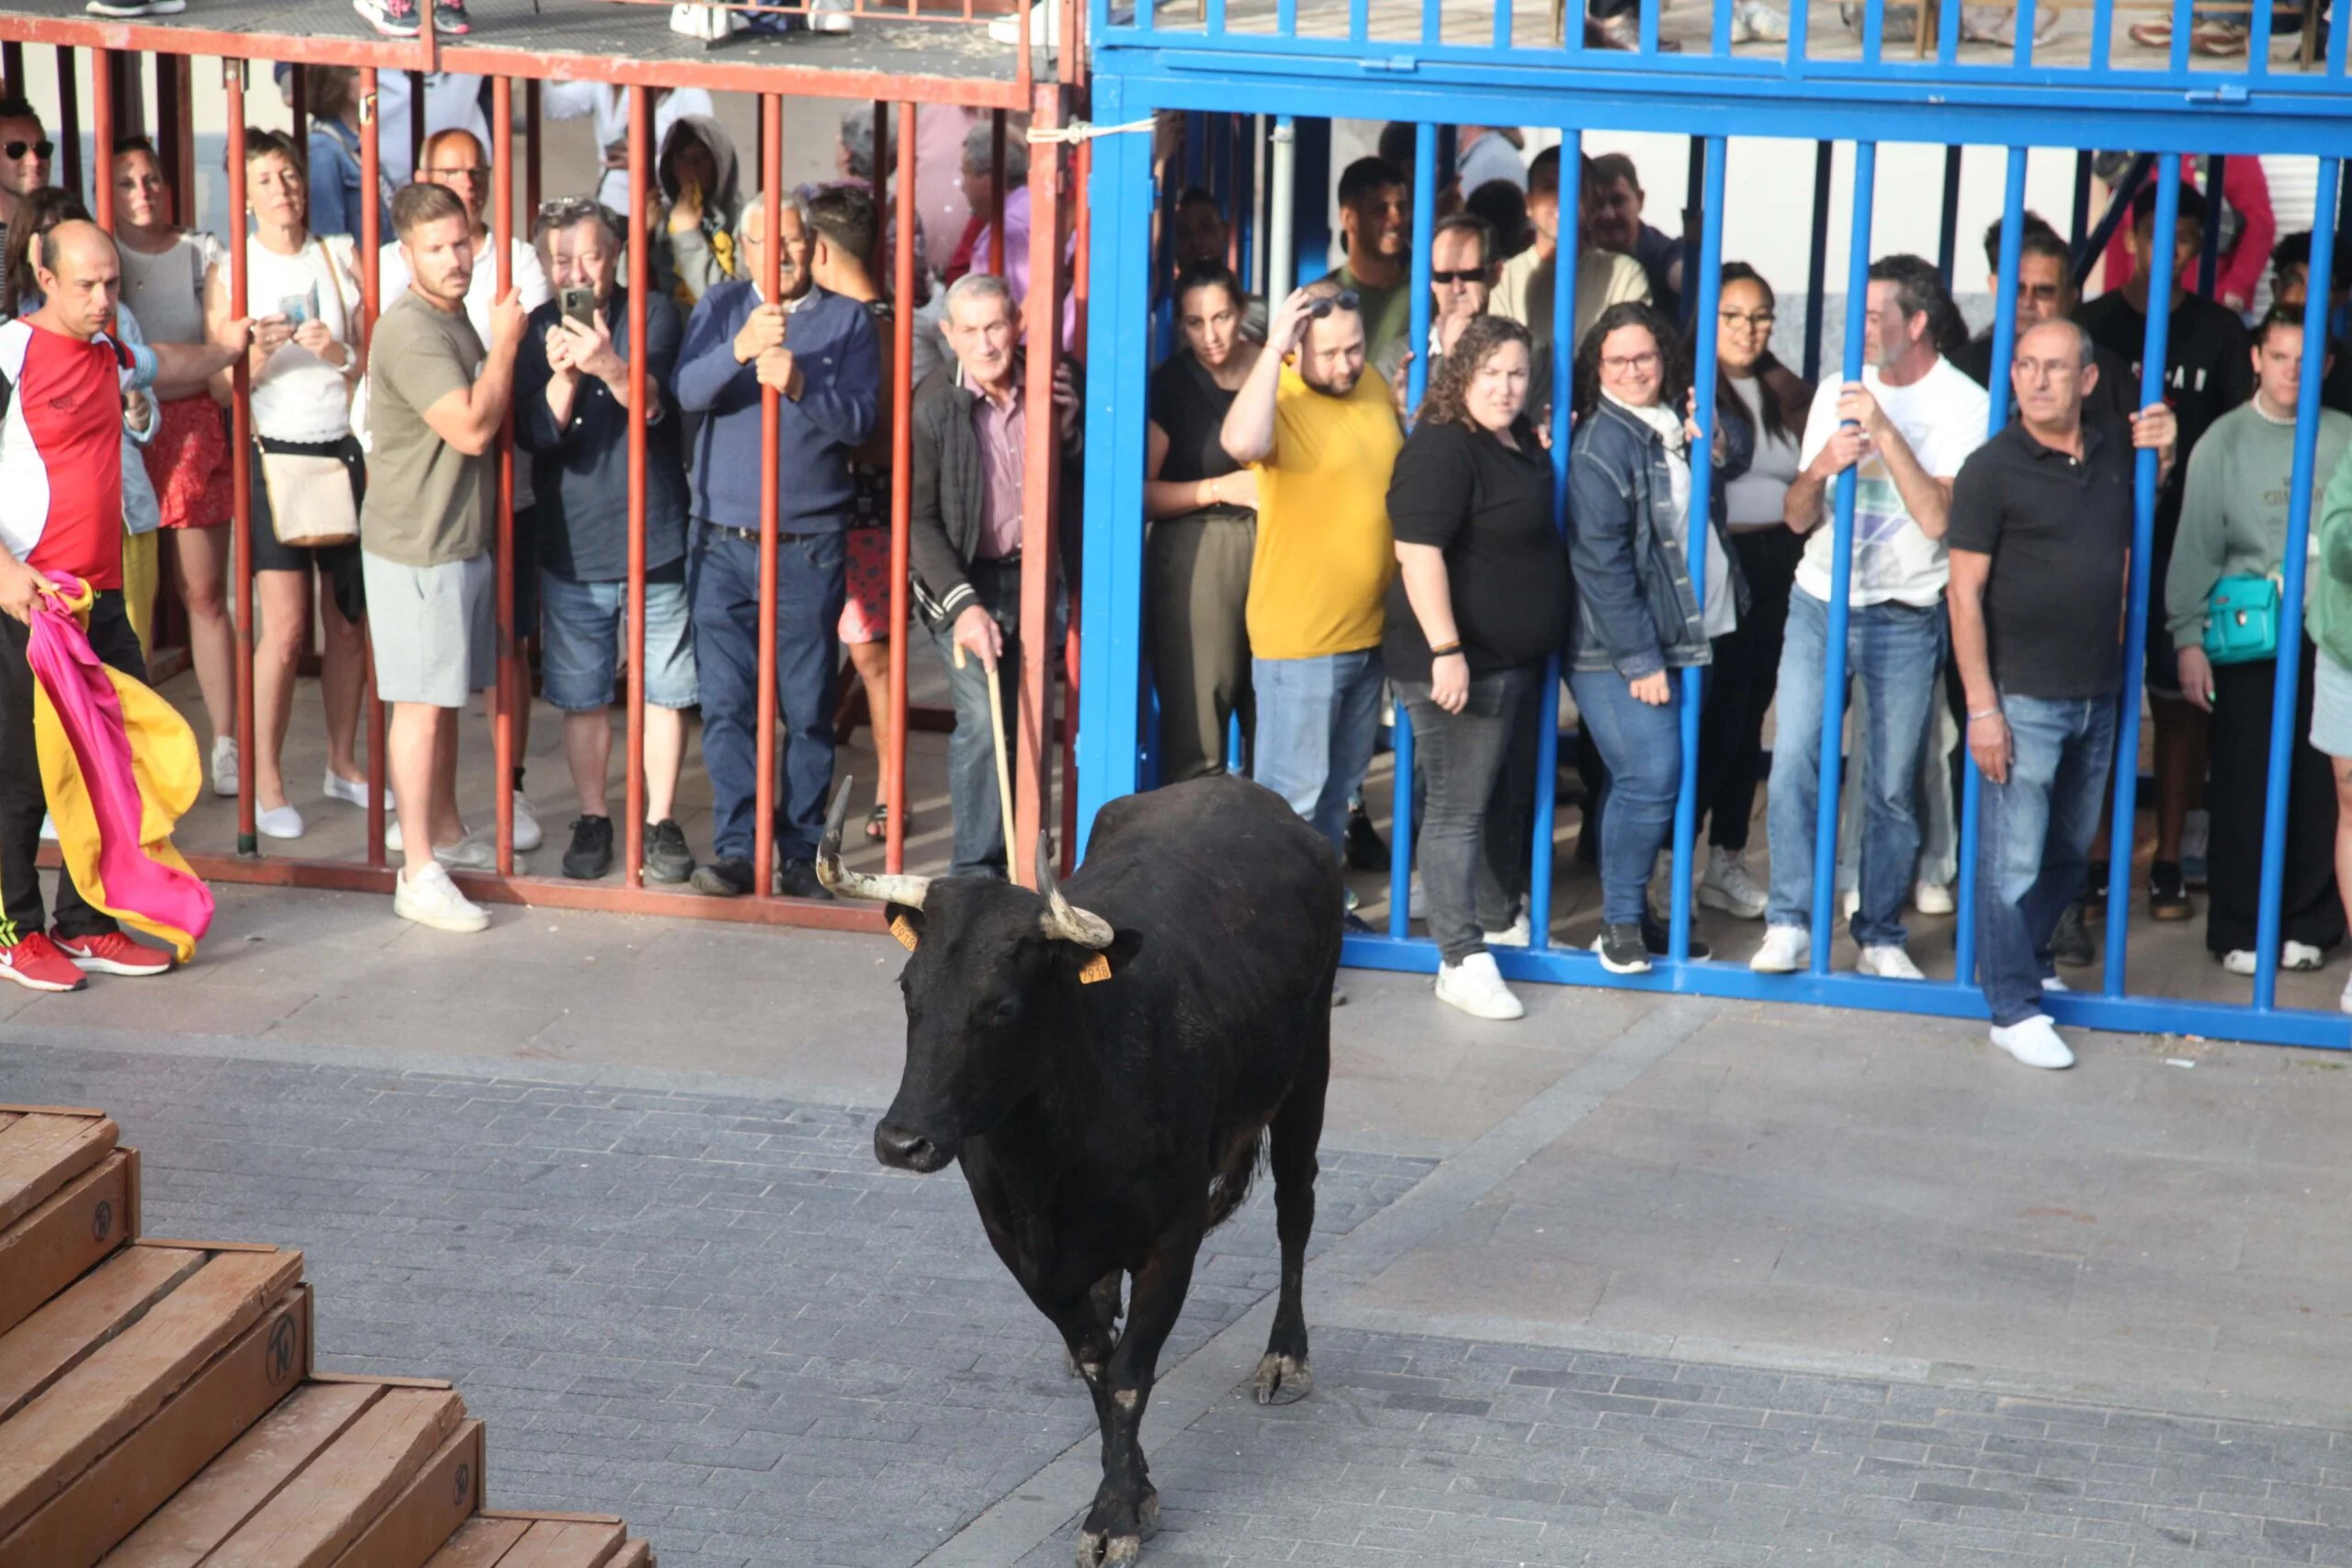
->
[2165,310,2352,976]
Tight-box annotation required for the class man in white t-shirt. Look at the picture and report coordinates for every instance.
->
[1753,254,1987,980]
[379,128,554,855]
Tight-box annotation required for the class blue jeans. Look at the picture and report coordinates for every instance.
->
[1976,694,2117,1027]
[1766,591,1945,948]
[930,559,1024,879]
[688,524,846,865]
[1251,648,1385,862]
[1568,666,1686,929]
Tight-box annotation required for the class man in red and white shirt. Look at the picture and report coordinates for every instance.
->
[0,220,174,992]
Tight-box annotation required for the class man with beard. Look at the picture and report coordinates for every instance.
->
[1222,284,1402,881]
[1317,157,1412,372]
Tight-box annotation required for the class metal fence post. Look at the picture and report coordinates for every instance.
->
[1528,127,1581,955]
[1668,135,1726,964]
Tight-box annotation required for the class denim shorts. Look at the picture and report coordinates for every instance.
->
[538,564,698,713]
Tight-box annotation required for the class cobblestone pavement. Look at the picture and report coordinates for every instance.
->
[8,1041,2351,1568]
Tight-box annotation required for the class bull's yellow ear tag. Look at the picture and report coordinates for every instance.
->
[1078,952,1114,985]
[889,915,922,952]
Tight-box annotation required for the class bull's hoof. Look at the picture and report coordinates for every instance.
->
[1075,1530,1141,1566]
[1252,1351,1312,1405]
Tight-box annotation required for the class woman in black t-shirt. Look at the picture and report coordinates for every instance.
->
[1145,260,1261,784]
[1386,315,1572,1021]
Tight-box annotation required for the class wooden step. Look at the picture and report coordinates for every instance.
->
[0,1148,141,1337]
[202,1386,465,1568]
[418,1517,530,1568]
[97,1380,384,1568]
[0,1110,118,1230]
[0,1246,301,1540]
[416,1525,650,1568]
[0,1285,311,1568]
[324,1419,483,1568]
[0,1247,207,1424]
[466,1516,628,1568]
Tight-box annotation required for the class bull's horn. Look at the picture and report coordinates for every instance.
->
[817,779,933,908]
[1035,832,1114,949]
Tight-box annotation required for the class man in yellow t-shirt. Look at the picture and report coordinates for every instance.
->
[1220,284,1402,863]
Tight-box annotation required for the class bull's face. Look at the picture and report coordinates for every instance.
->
[872,879,1124,1174]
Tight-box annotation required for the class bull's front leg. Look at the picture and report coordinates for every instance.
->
[1076,1235,1197,1568]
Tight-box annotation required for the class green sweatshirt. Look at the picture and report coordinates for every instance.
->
[2315,440,2352,669]
[2165,400,2352,651]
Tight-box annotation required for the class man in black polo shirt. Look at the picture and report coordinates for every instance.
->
[1948,319,2176,1071]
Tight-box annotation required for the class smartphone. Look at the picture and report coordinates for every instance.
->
[560,287,597,329]
[277,291,313,326]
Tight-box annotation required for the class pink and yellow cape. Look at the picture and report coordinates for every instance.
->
[28,574,212,961]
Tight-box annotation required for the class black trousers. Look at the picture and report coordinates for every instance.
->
[1695,527,1803,854]
[2205,637,2345,956]
[1,589,141,944]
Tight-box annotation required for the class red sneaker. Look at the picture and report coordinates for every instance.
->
[0,931,89,992]
[52,931,174,978]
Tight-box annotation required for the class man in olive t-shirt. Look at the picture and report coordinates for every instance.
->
[361,181,524,934]
[1222,285,1402,867]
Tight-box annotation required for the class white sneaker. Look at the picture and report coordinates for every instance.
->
[1913,880,1955,916]
[1842,886,1860,921]
[1730,0,1789,39]
[1434,951,1525,1021]
[1482,912,1532,948]
[435,835,496,872]
[511,793,544,853]
[2222,949,2258,976]
[386,818,405,854]
[1857,944,1924,980]
[393,861,490,933]
[988,0,1057,41]
[1749,925,1810,973]
[256,803,305,840]
[211,735,239,798]
[1990,1013,2075,1069]
[323,769,391,810]
[809,0,854,28]
[1698,850,1768,920]
[2041,975,2069,992]
[2283,941,2326,972]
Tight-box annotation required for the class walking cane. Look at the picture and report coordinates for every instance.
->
[953,639,1020,870]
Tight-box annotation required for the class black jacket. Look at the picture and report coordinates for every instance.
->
[908,355,1085,630]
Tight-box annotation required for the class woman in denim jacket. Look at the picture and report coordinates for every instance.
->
[1566,300,1751,974]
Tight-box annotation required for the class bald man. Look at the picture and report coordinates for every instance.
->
[0,221,175,991]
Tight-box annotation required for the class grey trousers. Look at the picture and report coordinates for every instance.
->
[1148,513,1255,784]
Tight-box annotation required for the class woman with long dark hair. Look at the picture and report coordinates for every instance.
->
[1692,262,1812,919]
[1385,314,1570,1020]
[1566,300,1750,974]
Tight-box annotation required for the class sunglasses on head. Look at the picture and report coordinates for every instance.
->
[4,141,54,162]
[1306,288,1361,319]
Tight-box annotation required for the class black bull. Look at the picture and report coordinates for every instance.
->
[816,774,1342,1567]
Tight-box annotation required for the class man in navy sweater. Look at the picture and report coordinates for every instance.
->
[676,189,880,898]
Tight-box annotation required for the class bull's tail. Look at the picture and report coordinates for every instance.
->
[1204,1129,1268,1234]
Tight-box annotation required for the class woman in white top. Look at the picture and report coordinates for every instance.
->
[113,137,243,795]
[204,129,372,844]
[1691,263,1812,923]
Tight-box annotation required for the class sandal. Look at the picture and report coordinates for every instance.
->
[2128,15,2172,44]
[865,800,895,841]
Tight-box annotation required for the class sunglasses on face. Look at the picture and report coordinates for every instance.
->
[1306,288,1360,319]
[4,141,54,162]
[1430,269,1486,286]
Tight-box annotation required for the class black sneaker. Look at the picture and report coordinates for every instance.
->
[643,819,695,885]
[353,0,421,36]
[2149,860,2192,922]
[1641,913,1712,962]
[690,856,755,897]
[1344,805,1389,872]
[1594,922,1652,974]
[432,0,470,32]
[2051,901,2096,968]
[560,816,614,881]
[775,858,834,901]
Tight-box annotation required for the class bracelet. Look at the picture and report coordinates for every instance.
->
[1429,642,1464,658]
[1967,707,2003,722]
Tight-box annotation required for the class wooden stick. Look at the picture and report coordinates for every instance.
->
[953,641,1019,874]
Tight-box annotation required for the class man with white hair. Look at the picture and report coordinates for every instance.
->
[674,187,880,900]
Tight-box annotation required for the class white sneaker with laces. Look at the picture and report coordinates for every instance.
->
[1749,924,1809,973]
[1434,951,1525,1021]
[1698,850,1768,919]
[323,769,391,810]
[211,735,239,798]
[1913,880,1954,916]
[512,793,545,853]
[1857,944,1925,980]
[256,803,305,840]
[2283,941,2325,972]
[435,836,497,872]
[1990,1013,2075,1069]
[2222,948,2258,976]
[2041,975,2069,991]
[393,862,490,933]
[1730,0,1789,39]
[1482,912,1532,948]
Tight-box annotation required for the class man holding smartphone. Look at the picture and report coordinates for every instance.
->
[514,197,695,886]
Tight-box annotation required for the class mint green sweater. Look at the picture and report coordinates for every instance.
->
[2315,439,2352,669]
[2165,401,2352,653]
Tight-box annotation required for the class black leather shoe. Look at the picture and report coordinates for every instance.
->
[775,858,835,901]
[690,856,754,897]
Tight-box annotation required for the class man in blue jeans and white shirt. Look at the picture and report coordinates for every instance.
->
[1755,255,1988,979]
[1948,318,2174,1069]
[676,188,879,898]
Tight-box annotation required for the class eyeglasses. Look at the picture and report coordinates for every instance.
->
[3,141,54,162]
[1429,269,1487,286]
[1600,350,1663,374]
[424,165,488,182]
[1306,288,1360,319]
[1719,310,1775,329]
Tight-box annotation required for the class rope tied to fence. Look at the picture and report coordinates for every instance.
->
[1026,118,1158,145]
